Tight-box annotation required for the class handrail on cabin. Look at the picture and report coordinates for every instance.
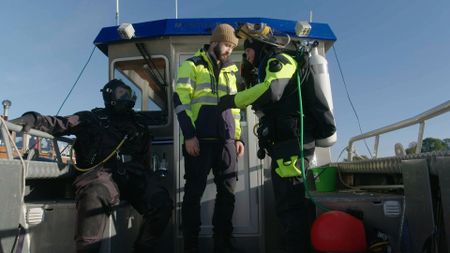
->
[347,100,450,161]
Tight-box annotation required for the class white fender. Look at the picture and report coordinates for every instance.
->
[309,46,337,147]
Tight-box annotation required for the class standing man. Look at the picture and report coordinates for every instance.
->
[219,35,337,252]
[173,23,244,253]
[11,79,173,253]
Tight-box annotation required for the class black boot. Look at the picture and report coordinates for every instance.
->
[184,234,199,253]
[133,234,158,253]
[133,213,162,253]
[184,247,199,253]
[214,234,241,253]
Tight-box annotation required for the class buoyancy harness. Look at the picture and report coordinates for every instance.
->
[253,52,309,157]
[70,108,149,174]
[70,108,127,172]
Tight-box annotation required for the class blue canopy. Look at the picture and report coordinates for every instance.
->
[94,17,337,55]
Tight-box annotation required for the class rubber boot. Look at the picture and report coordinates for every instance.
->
[214,234,240,253]
[133,214,160,253]
[183,234,199,253]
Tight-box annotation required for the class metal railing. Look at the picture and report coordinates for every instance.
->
[0,120,73,163]
[347,100,450,161]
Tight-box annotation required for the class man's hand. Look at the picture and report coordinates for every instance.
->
[235,140,245,157]
[9,113,37,132]
[185,136,200,157]
[218,94,236,112]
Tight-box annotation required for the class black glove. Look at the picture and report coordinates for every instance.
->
[9,112,37,132]
[241,57,258,89]
[218,95,236,112]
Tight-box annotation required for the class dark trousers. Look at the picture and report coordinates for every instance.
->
[181,141,237,247]
[73,167,173,253]
[270,150,313,253]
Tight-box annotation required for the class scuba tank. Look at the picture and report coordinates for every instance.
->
[309,46,337,147]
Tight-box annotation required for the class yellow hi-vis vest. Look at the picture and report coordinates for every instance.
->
[173,47,241,141]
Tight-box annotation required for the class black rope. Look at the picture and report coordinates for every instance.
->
[332,45,373,158]
[56,46,96,115]
[10,224,25,253]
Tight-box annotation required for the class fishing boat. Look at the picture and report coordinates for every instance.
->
[1,17,449,253]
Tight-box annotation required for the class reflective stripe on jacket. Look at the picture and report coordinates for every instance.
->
[173,47,241,141]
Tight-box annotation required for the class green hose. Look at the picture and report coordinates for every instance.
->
[296,62,330,212]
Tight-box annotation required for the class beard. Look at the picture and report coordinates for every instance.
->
[213,45,229,63]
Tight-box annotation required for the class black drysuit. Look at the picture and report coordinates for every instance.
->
[21,108,173,253]
[220,51,336,252]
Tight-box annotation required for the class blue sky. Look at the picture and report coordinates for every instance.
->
[1,0,449,161]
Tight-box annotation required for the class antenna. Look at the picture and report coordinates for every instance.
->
[309,10,313,23]
[175,0,178,19]
[116,0,120,25]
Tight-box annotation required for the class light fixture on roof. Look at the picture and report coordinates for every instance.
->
[295,21,311,37]
[117,23,135,40]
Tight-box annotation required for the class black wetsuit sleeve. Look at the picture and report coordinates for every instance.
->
[23,110,94,137]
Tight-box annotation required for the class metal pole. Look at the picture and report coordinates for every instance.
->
[175,0,178,19]
[416,121,425,154]
[374,135,380,158]
[116,0,120,25]
[0,121,14,159]
[347,143,353,161]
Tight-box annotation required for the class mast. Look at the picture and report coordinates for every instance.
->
[175,0,178,19]
[116,0,120,25]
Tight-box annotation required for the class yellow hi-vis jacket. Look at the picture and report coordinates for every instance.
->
[234,53,298,108]
[173,47,241,142]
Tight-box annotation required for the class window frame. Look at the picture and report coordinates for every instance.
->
[110,55,171,128]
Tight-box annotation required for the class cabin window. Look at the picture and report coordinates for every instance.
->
[112,56,169,126]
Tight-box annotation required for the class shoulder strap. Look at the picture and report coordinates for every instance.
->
[91,108,111,129]
[274,54,290,64]
[187,55,207,67]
